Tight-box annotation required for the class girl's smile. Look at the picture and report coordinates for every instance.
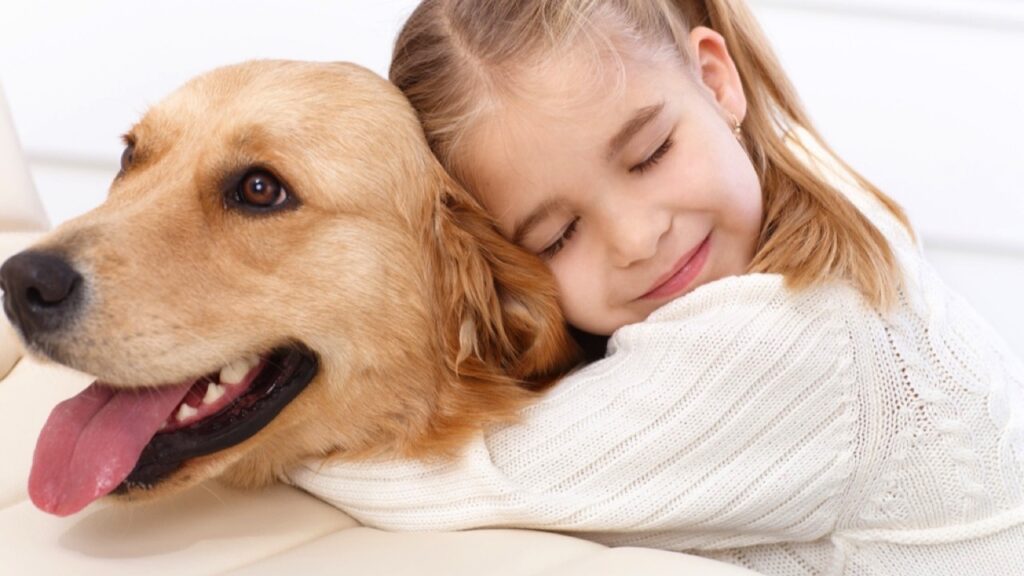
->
[462,28,763,335]
[640,232,711,301]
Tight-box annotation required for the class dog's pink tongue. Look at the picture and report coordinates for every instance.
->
[29,380,193,516]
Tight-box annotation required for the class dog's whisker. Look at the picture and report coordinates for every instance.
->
[155,317,237,376]
[133,308,302,380]
[198,481,227,506]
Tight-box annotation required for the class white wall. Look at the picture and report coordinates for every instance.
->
[759,0,1024,250]
[2,0,1022,351]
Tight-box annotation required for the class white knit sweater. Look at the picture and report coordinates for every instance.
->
[288,146,1024,575]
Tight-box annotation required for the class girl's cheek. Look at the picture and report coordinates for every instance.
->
[550,251,596,323]
[724,157,763,225]
[548,257,580,303]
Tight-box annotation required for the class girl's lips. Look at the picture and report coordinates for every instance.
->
[641,234,711,301]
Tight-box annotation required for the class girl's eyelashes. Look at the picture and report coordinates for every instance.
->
[533,133,673,260]
[630,136,674,175]
[538,217,580,260]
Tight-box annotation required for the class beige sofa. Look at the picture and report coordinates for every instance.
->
[0,86,757,574]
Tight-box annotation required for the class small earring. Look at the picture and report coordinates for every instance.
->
[729,113,743,138]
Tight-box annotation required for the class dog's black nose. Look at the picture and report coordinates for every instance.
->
[0,250,84,338]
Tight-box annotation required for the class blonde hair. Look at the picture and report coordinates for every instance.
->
[391,0,912,310]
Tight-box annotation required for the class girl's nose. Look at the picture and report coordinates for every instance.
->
[601,205,667,269]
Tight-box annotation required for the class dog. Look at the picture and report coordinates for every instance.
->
[0,60,579,516]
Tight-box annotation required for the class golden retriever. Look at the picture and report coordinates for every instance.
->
[0,60,579,516]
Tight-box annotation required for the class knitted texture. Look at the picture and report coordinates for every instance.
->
[288,144,1024,575]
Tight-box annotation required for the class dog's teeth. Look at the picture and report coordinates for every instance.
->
[219,355,261,385]
[203,383,225,405]
[176,403,198,423]
[220,360,250,385]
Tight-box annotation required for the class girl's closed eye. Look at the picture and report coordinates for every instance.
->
[630,136,674,175]
[539,217,580,260]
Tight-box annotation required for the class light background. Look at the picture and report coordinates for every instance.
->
[1,0,1022,351]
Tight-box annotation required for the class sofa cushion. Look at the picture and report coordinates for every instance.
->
[0,82,49,232]
[0,481,358,575]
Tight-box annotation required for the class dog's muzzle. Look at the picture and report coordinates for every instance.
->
[0,250,84,340]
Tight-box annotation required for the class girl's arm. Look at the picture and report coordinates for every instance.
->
[288,274,861,551]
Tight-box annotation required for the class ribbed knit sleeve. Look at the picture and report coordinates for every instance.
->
[287,274,860,552]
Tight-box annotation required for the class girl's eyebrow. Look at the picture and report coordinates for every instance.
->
[606,102,665,161]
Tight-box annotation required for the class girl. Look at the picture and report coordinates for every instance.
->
[289,1,1024,574]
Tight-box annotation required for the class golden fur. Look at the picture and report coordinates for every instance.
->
[20,60,579,502]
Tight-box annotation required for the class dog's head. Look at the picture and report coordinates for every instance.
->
[0,60,578,516]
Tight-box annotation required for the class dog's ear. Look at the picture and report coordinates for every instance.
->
[427,169,581,390]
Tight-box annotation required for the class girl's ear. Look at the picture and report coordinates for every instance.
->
[688,26,748,123]
[429,170,581,389]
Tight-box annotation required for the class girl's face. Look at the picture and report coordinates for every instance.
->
[463,29,763,335]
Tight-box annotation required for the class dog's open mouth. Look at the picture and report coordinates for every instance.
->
[28,345,318,517]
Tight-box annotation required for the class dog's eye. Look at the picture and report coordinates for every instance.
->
[120,143,135,172]
[237,170,288,209]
